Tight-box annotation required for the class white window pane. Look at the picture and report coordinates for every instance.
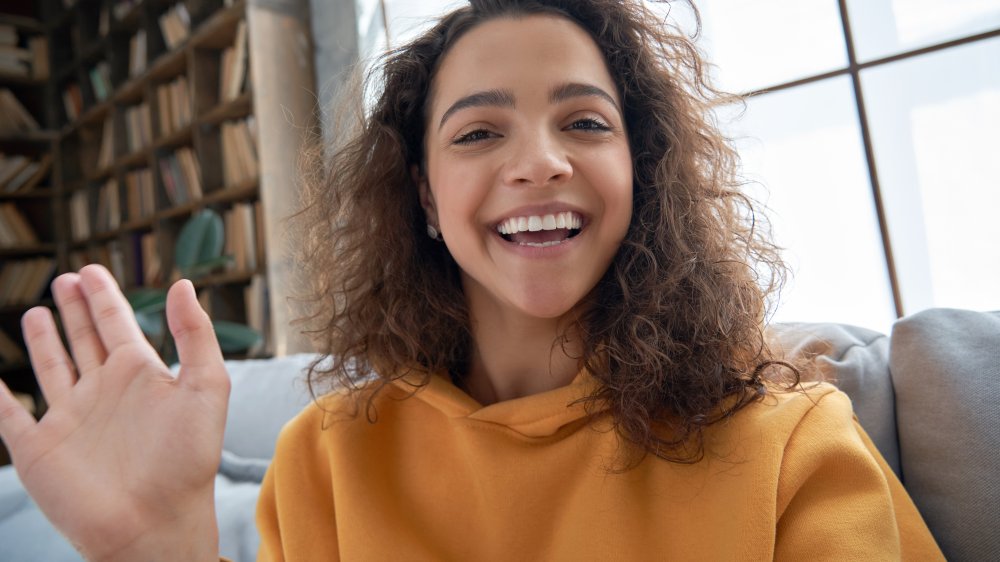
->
[862,37,1000,314]
[687,0,847,93]
[720,77,897,332]
[382,0,465,46]
[846,0,1000,61]
[356,0,388,60]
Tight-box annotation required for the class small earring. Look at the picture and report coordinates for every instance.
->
[426,224,442,241]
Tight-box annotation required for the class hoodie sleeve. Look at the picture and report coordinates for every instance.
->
[255,405,341,562]
[773,390,943,561]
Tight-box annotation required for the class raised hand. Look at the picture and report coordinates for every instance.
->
[0,264,229,562]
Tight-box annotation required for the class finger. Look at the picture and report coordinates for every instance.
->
[77,264,146,351]
[0,377,36,455]
[22,307,76,407]
[166,280,226,391]
[52,273,107,377]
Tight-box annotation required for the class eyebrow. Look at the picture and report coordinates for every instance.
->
[549,82,619,111]
[438,89,515,131]
[437,82,621,131]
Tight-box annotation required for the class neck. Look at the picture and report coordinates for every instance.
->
[462,297,584,405]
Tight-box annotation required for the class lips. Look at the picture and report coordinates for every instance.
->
[495,211,583,247]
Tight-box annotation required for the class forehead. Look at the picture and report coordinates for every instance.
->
[428,14,620,118]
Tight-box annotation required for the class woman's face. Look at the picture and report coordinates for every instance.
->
[421,14,633,321]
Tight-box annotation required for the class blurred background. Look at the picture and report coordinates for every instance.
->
[356,0,1000,333]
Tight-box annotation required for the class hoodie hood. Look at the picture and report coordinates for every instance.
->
[392,370,603,438]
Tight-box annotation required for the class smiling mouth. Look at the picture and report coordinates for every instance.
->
[496,211,583,247]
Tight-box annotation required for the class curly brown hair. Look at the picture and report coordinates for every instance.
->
[293,0,794,466]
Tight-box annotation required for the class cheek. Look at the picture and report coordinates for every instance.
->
[596,148,634,236]
[431,162,490,226]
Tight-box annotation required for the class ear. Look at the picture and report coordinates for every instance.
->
[413,164,438,225]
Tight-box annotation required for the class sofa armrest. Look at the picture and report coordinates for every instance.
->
[890,308,1000,561]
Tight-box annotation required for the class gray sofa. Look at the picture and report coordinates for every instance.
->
[0,309,997,561]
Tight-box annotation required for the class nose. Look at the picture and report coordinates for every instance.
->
[502,130,573,187]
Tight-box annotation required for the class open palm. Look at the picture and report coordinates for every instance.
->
[0,265,228,561]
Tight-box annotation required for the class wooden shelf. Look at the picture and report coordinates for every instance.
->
[115,149,149,170]
[153,124,193,151]
[0,72,47,86]
[192,268,260,289]
[0,243,57,257]
[200,91,252,124]
[0,188,56,200]
[0,298,53,316]
[0,14,44,33]
[0,131,59,144]
[204,179,258,204]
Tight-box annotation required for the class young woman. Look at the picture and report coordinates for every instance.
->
[0,1,942,560]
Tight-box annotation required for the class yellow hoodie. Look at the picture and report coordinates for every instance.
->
[255,373,943,561]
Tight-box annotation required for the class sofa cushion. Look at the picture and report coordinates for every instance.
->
[890,308,1000,561]
[769,322,899,475]
[221,353,319,467]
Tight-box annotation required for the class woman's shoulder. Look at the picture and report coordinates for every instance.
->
[716,382,859,448]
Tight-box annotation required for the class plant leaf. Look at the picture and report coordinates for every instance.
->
[213,321,261,353]
[127,288,168,314]
[176,209,225,276]
[186,255,235,279]
[134,309,165,340]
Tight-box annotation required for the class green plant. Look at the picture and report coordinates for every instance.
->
[127,209,261,363]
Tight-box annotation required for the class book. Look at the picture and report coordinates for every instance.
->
[0,203,40,246]
[89,61,112,101]
[0,89,41,134]
[173,76,191,129]
[223,21,248,101]
[0,44,30,77]
[140,231,161,285]
[158,3,191,49]
[0,25,16,46]
[70,189,91,241]
[97,116,115,170]
[113,0,141,20]
[155,75,191,136]
[159,156,183,206]
[175,147,202,199]
[220,118,259,186]
[0,154,30,188]
[62,83,83,122]
[0,258,56,305]
[125,101,152,151]
[156,82,173,135]
[0,329,25,364]
[2,153,49,193]
[124,167,155,221]
[94,179,121,233]
[28,36,48,79]
[129,30,146,77]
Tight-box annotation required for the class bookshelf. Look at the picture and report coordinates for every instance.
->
[1,0,319,461]
[0,2,59,423]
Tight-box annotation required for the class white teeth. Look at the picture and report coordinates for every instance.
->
[496,211,583,235]
[519,240,564,248]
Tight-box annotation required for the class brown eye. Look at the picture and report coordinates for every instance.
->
[567,118,611,132]
[453,129,497,144]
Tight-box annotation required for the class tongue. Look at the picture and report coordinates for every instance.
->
[509,229,571,244]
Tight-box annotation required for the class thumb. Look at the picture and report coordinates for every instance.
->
[166,280,226,389]
[0,378,34,459]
